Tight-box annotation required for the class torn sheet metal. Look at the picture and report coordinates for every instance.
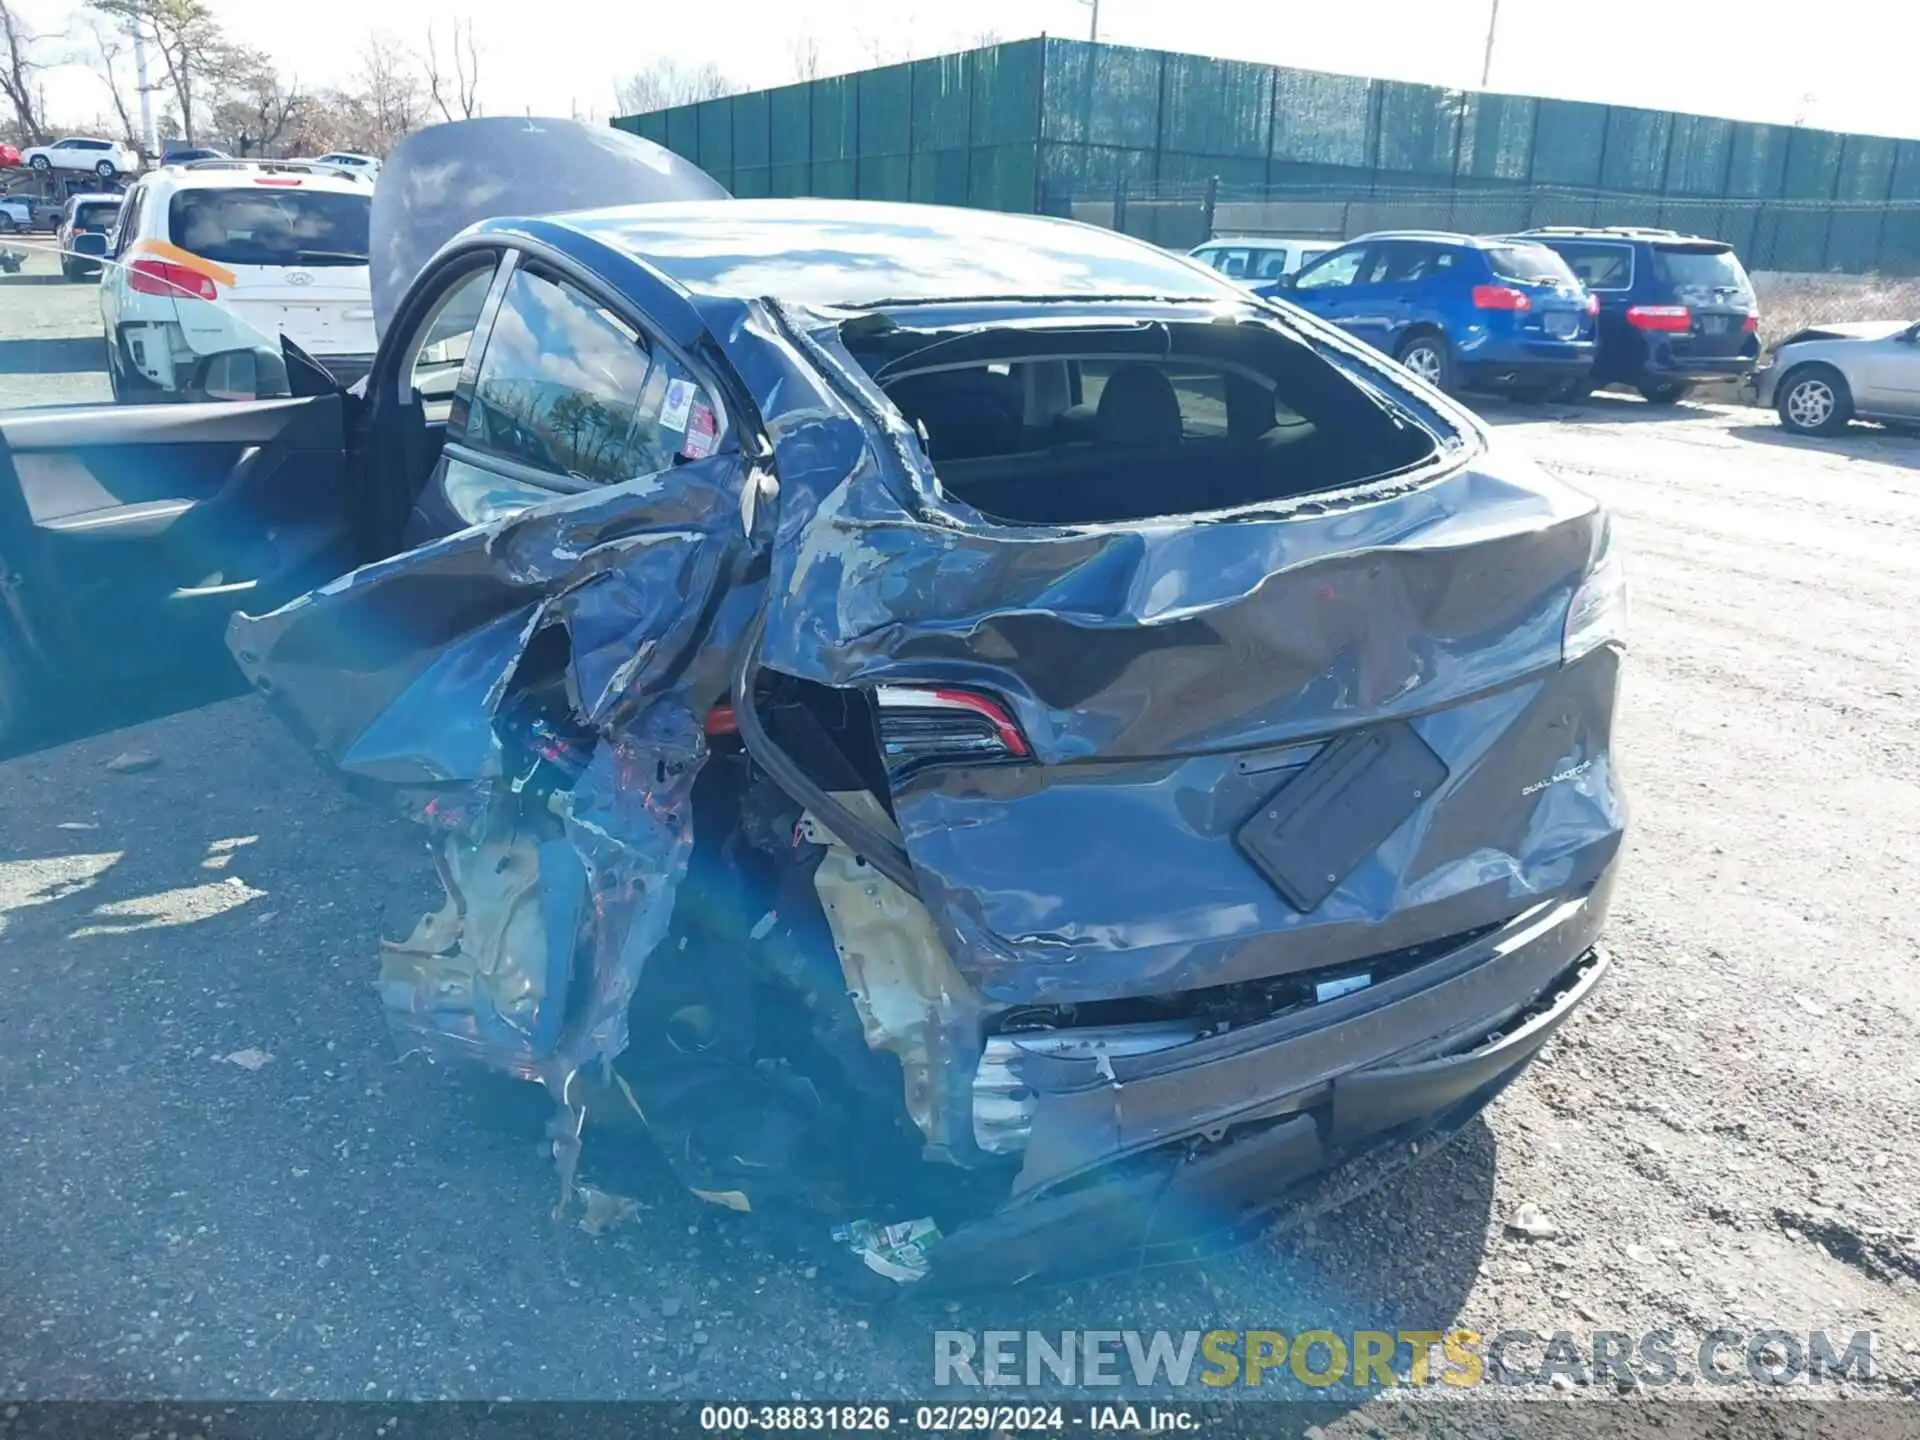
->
[229,450,759,1087]
[718,308,1622,1008]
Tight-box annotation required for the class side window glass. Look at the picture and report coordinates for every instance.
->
[461,266,726,484]
[1292,247,1364,291]
[406,264,497,412]
[1252,249,1292,279]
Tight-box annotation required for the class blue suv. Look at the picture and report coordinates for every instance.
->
[1268,231,1596,397]
[1505,227,1760,404]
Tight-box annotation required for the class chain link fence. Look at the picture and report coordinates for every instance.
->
[1044,178,1920,275]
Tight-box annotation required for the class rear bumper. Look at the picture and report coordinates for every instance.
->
[1459,353,1593,389]
[922,878,1613,1290]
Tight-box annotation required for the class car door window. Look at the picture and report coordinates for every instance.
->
[109,186,144,257]
[1251,249,1292,279]
[1292,246,1364,291]
[1554,242,1633,291]
[459,265,726,486]
[1209,248,1251,278]
[1359,242,1431,286]
[403,263,499,414]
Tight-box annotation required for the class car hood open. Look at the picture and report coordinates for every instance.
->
[368,116,730,338]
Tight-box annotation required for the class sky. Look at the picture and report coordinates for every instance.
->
[19,0,1920,141]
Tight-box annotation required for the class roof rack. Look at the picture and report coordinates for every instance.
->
[176,158,365,180]
[1518,224,1689,238]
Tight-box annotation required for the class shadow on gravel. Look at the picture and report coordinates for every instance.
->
[0,271,70,288]
[1724,422,1920,471]
[0,335,106,373]
[1473,388,1742,428]
[0,699,1494,1402]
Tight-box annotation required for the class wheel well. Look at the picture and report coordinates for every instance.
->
[1396,324,1446,355]
[1778,360,1847,395]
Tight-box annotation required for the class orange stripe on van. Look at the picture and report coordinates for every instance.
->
[129,239,238,288]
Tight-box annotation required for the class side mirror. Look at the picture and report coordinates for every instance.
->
[1900,324,1920,345]
[70,231,108,258]
[189,346,292,402]
[1272,272,1298,291]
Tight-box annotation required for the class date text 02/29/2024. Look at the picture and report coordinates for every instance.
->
[698,1403,1200,1432]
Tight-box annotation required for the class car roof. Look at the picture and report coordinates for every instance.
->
[1348,230,1551,248]
[1516,226,1727,246]
[554,199,1241,310]
[142,166,372,196]
[67,192,122,205]
[1193,235,1335,248]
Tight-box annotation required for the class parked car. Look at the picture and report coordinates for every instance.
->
[55,192,123,279]
[0,143,22,169]
[0,193,30,233]
[310,151,380,178]
[1270,230,1597,398]
[159,143,230,166]
[1508,227,1760,403]
[1189,235,1338,285]
[21,136,138,180]
[1749,317,1920,435]
[0,119,1626,1288]
[97,160,375,398]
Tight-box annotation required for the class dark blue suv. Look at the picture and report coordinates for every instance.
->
[1267,231,1596,397]
[1505,227,1760,403]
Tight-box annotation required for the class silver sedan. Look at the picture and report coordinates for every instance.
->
[1751,319,1920,435]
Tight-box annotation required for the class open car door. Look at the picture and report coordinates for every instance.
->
[0,285,352,750]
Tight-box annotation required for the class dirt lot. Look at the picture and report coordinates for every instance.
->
[2,247,1918,1422]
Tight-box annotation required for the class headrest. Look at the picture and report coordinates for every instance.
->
[1095,364,1182,448]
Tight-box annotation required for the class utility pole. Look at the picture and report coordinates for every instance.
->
[1076,0,1100,42]
[129,20,158,157]
[1479,0,1501,88]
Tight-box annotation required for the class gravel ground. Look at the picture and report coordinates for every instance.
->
[2,256,1918,1426]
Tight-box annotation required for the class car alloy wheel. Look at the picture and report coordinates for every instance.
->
[1782,375,1836,431]
[28,154,50,171]
[95,160,116,179]
[1400,342,1444,386]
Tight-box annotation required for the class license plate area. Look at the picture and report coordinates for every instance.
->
[1700,315,1733,335]
[1234,721,1449,912]
[1545,313,1579,339]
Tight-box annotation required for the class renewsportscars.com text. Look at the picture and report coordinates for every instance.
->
[932,1328,1874,1391]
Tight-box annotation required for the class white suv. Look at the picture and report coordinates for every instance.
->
[99,161,376,399]
[23,136,140,180]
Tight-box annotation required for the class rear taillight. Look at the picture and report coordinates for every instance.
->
[1626,304,1690,332]
[128,258,218,301]
[1564,525,1627,664]
[1584,293,1600,316]
[1742,313,1760,333]
[1472,284,1531,312]
[873,685,1031,780]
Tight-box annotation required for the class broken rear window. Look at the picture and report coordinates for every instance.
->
[857,320,1440,526]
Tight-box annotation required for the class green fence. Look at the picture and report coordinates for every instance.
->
[613,38,1920,276]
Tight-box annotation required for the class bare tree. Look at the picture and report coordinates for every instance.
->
[84,20,143,153]
[422,17,480,123]
[210,48,302,155]
[355,31,424,152]
[785,32,822,83]
[0,0,50,145]
[612,59,733,116]
[89,0,228,143]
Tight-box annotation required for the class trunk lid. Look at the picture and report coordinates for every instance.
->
[762,312,1624,1009]
[1655,242,1756,357]
[1487,241,1593,340]
[167,180,376,357]
[218,263,376,357]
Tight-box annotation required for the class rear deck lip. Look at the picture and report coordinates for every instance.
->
[1007,868,1614,1196]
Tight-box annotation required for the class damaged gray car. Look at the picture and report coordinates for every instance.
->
[0,120,1626,1289]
